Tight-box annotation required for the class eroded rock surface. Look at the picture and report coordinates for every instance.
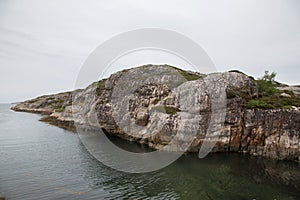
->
[11,65,300,161]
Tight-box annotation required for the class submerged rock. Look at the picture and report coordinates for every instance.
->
[11,65,300,161]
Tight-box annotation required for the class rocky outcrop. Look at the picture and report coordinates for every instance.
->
[12,91,73,114]
[11,65,300,161]
[278,86,300,98]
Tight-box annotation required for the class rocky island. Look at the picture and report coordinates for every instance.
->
[11,65,300,161]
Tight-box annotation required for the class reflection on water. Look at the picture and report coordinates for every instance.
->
[0,104,299,200]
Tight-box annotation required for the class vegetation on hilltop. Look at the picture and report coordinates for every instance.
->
[169,65,205,81]
[246,71,300,109]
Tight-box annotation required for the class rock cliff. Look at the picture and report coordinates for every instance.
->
[11,65,300,161]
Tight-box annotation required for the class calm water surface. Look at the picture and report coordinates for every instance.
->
[0,104,300,200]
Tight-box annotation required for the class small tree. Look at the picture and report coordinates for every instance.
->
[261,71,277,83]
[256,71,279,97]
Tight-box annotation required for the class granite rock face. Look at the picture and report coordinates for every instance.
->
[278,86,300,98]
[11,65,300,161]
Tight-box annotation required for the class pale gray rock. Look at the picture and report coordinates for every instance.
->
[280,93,291,98]
[11,65,300,161]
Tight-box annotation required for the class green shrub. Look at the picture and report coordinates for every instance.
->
[246,71,300,109]
[256,71,280,96]
[256,79,280,97]
[246,99,275,109]
[96,80,103,96]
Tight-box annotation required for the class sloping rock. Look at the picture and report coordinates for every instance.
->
[278,86,300,98]
[11,65,300,161]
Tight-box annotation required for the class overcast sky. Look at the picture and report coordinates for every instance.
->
[0,0,299,103]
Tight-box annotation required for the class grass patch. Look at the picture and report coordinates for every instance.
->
[246,97,300,109]
[169,65,205,81]
[151,105,181,115]
[246,96,300,109]
[178,71,203,81]
[246,99,275,109]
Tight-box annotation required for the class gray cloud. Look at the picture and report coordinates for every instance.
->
[0,0,299,103]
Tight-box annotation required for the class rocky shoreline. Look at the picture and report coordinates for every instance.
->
[11,65,300,161]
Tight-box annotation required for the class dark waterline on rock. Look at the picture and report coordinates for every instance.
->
[0,104,300,199]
